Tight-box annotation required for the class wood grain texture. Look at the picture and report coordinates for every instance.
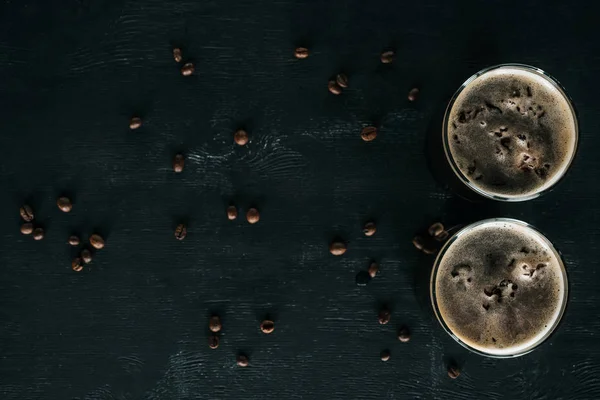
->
[1,0,600,399]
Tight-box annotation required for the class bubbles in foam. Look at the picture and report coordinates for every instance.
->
[446,65,577,200]
[433,220,567,357]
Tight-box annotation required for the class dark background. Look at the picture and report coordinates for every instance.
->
[1,0,598,399]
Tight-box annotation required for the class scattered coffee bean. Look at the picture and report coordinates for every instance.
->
[428,222,444,237]
[173,153,185,173]
[378,308,390,325]
[81,249,92,264]
[32,228,44,241]
[174,224,187,240]
[408,88,419,102]
[398,326,411,343]
[447,364,460,379]
[20,223,34,235]
[246,208,260,224]
[260,320,275,334]
[57,196,72,213]
[227,205,238,221]
[363,221,376,236]
[209,315,222,332]
[89,234,105,249]
[208,335,219,349]
[129,117,142,130]
[368,262,379,278]
[173,48,182,63]
[236,354,249,367]
[234,129,249,146]
[380,350,391,362]
[412,236,424,251]
[294,47,309,59]
[380,50,395,64]
[329,241,347,256]
[68,235,80,246]
[20,205,34,222]
[336,73,348,88]
[361,126,377,142]
[72,257,83,272]
[181,62,194,76]
[422,246,437,255]
[435,230,449,241]
[328,80,342,95]
[355,270,371,286]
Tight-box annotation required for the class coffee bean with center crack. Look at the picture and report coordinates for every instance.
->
[361,126,377,142]
[20,205,34,222]
[294,47,309,59]
[174,224,187,240]
[89,234,105,249]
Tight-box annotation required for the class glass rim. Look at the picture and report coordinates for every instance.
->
[442,63,580,202]
[429,218,569,358]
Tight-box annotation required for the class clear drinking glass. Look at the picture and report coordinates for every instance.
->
[443,64,579,202]
[430,218,568,358]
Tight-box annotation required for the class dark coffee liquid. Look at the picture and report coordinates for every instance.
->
[447,66,576,199]
[434,220,566,356]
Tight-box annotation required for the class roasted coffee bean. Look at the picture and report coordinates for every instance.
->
[355,270,371,286]
[408,88,419,102]
[209,316,222,333]
[72,257,83,272]
[368,262,379,278]
[236,354,249,367]
[435,230,449,241]
[208,335,219,349]
[246,208,260,224]
[174,224,187,240]
[81,249,92,264]
[21,223,34,235]
[20,205,34,222]
[90,234,105,249]
[57,196,72,213]
[129,117,142,130]
[32,228,44,241]
[361,126,377,142]
[380,50,395,64]
[181,62,194,76]
[329,241,347,256]
[428,222,444,237]
[447,364,460,379]
[173,48,182,63]
[336,73,348,88]
[328,80,342,95]
[173,154,184,173]
[363,221,376,236]
[398,326,411,343]
[234,129,249,146]
[260,320,275,334]
[68,235,80,246]
[412,236,424,251]
[380,350,391,362]
[294,47,309,59]
[227,205,238,220]
[378,308,390,325]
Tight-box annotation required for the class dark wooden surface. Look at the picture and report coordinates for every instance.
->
[1,1,599,399]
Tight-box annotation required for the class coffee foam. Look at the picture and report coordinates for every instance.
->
[447,66,577,199]
[434,220,566,356]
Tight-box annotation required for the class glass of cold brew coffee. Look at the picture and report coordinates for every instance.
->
[443,64,578,201]
[430,218,568,358]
